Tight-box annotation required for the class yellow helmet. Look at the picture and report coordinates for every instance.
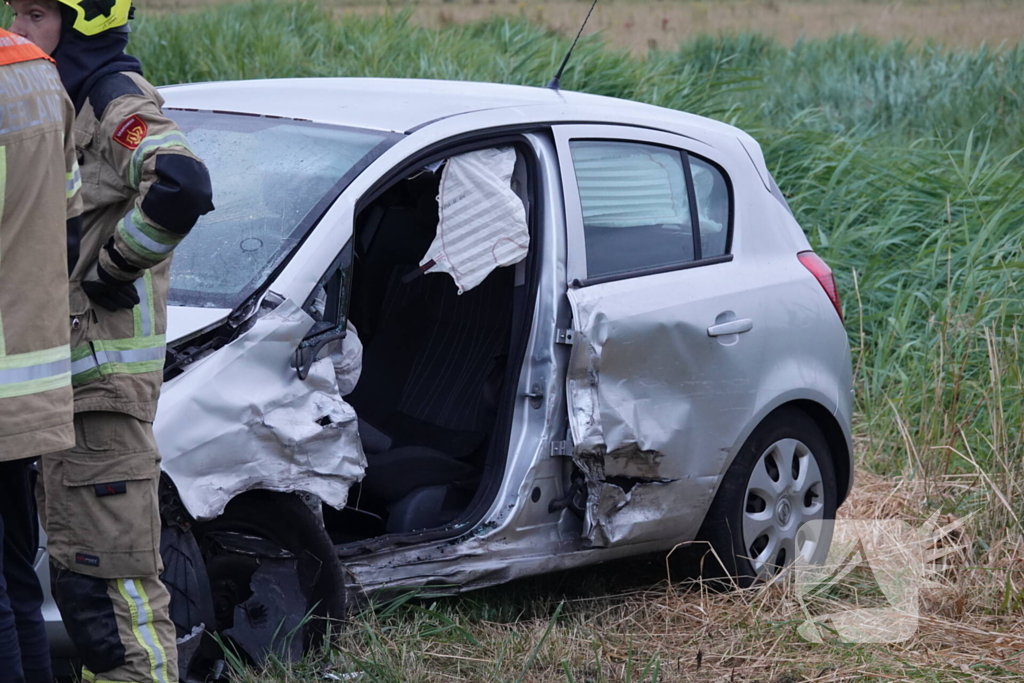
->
[55,0,133,37]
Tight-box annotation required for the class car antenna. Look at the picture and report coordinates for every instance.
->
[546,0,599,90]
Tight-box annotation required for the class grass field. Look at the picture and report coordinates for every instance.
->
[8,0,1024,679]
[143,0,1024,52]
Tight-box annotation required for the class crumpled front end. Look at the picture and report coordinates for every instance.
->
[155,299,366,521]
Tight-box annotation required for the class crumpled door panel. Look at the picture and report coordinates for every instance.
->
[156,299,366,521]
[565,275,762,548]
[566,287,692,547]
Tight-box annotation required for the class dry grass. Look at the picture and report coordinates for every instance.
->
[235,461,1024,682]
[143,0,1024,52]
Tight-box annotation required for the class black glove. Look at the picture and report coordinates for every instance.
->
[82,263,140,312]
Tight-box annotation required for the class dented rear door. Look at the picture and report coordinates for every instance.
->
[554,124,767,548]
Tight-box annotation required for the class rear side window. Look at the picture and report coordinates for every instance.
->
[690,156,730,259]
[569,140,732,279]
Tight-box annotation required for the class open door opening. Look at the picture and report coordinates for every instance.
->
[323,142,537,544]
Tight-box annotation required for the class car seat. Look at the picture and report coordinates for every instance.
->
[348,182,515,534]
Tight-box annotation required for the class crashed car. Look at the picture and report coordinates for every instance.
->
[40,78,854,673]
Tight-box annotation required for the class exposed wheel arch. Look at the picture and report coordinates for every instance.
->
[191,489,350,665]
[715,398,853,509]
[786,400,853,506]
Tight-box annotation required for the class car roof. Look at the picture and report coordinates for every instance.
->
[160,77,741,138]
[161,77,776,198]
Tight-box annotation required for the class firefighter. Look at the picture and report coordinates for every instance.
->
[8,1,214,680]
[0,24,82,683]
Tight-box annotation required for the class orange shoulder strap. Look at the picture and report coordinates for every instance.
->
[0,28,55,67]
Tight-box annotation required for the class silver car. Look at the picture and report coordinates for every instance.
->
[42,78,854,675]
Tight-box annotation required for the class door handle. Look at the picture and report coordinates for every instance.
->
[707,319,753,337]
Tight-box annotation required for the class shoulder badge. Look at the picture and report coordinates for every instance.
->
[113,114,148,150]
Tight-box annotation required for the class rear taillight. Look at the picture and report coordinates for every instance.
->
[798,251,843,323]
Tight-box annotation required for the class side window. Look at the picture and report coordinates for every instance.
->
[690,156,730,258]
[570,140,693,279]
[569,140,732,280]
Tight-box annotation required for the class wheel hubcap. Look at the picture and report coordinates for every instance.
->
[776,499,792,526]
[743,438,825,579]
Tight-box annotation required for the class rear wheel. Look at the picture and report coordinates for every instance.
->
[694,407,837,587]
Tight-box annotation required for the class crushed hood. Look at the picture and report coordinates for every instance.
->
[166,306,232,343]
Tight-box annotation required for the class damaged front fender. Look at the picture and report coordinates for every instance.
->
[155,298,366,522]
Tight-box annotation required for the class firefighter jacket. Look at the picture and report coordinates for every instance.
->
[0,30,83,459]
[70,71,213,421]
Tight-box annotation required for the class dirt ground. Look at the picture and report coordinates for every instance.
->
[147,0,1024,52]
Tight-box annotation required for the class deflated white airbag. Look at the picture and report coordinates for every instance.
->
[328,321,363,397]
[419,147,529,294]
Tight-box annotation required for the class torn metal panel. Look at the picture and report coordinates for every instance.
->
[569,443,681,547]
[604,444,667,480]
[565,272,764,548]
[156,299,366,521]
[338,514,693,596]
[586,480,678,547]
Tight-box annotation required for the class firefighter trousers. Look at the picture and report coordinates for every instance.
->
[38,411,177,683]
[0,458,52,683]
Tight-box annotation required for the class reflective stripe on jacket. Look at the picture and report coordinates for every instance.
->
[70,71,212,420]
[0,29,83,459]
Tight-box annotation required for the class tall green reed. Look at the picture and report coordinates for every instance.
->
[5,0,1021,527]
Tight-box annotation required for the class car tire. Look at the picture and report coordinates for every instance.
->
[160,525,216,680]
[193,491,348,663]
[693,406,838,588]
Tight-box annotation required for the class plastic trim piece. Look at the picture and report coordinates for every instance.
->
[576,254,733,288]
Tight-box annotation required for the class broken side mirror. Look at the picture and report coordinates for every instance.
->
[295,241,353,380]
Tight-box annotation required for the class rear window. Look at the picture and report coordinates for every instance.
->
[569,140,732,280]
[167,111,393,309]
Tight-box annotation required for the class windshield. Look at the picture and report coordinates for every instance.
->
[166,110,393,309]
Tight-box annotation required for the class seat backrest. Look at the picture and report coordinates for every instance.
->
[348,202,515,458]
[396,267,513,432]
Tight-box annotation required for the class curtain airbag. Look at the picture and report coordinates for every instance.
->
[419,147,529,294]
